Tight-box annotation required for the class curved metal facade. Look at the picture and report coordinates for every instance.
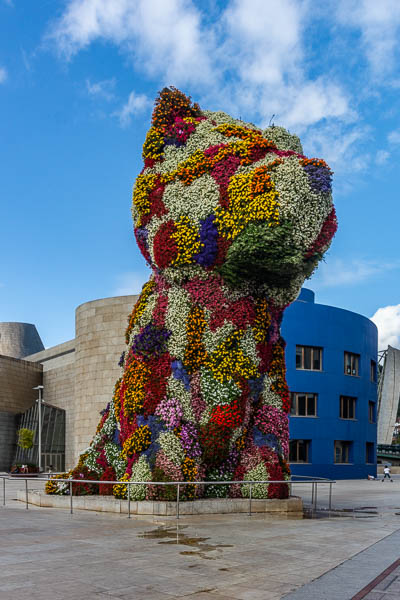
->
[282,289,378,479]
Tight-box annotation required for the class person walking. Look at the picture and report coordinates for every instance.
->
[382,465,393,482]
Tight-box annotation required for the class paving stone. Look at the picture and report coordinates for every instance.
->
[1,477,400,600]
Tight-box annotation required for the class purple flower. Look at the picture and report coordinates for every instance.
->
[194,215,218,267]
[132,324,171,359]
[303,163,332,194]
[171,359,191,390]
[180,422,201,459]
[155,397,183,429]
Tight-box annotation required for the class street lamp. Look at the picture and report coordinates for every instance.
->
[33,385,44,472]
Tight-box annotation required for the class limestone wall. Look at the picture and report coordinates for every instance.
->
[72,295,137,465]
[0,355,43,414]
[26,341,76,466]
[0,322,44,358]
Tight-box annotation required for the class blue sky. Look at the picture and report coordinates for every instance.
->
[1,0,400,350]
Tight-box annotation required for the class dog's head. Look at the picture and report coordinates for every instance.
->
[133,88,336,304]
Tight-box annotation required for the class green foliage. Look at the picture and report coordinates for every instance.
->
[219,221,304,287]
[17,428,35,450]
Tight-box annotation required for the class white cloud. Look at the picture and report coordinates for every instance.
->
[217,0,352,131]
[113,271,150,296]
[46,0,213,86]
[376,150,389,165]
[86,77,115,101]
[113,90,152,127]
[303,122,367,174]
[0,66,7,83]
[46,0,353,132]
[371,304,400,351]
[311,258,399,289]
[337,0,400,79]
[388,129,400,145]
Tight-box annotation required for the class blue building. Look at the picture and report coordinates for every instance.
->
[282,288,378,479]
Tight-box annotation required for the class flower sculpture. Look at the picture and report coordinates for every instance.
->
[48,88,336,500]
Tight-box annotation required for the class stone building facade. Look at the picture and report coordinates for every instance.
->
[0,295,138,470]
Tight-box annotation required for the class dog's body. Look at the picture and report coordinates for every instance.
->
[48,89,336,500]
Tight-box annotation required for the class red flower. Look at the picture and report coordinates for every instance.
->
[153,220,178,268]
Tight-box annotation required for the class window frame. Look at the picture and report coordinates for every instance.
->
[370,360,377,383]
[290,392,318,417]
[366,442,375,464]
[334,440,352,464]
[289,439,310,463]
[368,401,375,423]
[340,395,357,420]
[344,351,360,377]
[296,345,323,371]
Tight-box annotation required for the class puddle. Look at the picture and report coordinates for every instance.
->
[138,526,233,559]
[303,507,379,520]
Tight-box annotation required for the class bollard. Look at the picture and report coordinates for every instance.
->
[248,483,253,516]
[314,482,318,511]
[25,479,28,509]
[176,483,180,519]
[311,481,314,506]
[3,477,5,506]
[128,483,131,519]
[69,480,73,514]
[329,482,332,512]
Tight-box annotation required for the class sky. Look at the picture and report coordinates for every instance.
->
[1,0,400,351]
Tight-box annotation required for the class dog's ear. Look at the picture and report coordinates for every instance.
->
[151,87,202,129]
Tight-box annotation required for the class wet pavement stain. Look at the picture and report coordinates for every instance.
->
[138,526,233,559]
[303,507,379,519]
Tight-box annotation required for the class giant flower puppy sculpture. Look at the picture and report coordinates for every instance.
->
[49,88,337,501]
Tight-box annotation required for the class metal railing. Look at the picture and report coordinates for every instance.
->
[377,444,400,458]
[1,474,335,519]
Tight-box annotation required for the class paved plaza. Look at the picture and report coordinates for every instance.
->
[0,477,400,599]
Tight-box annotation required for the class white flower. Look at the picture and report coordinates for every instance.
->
[159,431,185,466]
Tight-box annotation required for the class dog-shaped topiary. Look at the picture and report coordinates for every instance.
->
[50,88,337,500]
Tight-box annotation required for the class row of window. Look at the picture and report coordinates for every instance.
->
[290,392,375,422]
[295,346,377,382]
[289,440,375,464]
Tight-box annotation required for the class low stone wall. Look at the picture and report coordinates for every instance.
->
[377,465,400,474]
[17,490,302,516]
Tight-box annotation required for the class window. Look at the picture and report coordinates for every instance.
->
[296,346,322,371]
[370,360,377,383]
[291,392,317,416]
[334,440,352,464]
[289,440,310,463]
[366,442,375,464]
[369,401,375,423]
[340,396,356,419]
[344,351,360,376]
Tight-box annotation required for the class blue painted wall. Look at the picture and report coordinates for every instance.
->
[282,289,378,479]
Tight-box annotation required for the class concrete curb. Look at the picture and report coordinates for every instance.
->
[17,489,303,515]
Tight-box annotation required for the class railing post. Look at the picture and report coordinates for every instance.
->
[128,483,131,519]
[176,483,180,520]
[311,481,314,506]
[314,482,318,511]
[248,483,252,516]
[3,477,5,506]
[329,482,332,512]
[69,480,73,514]
[25,479,28,509]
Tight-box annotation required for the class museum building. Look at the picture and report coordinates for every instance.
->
[283,288,378,479]
[0,289,377,477]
